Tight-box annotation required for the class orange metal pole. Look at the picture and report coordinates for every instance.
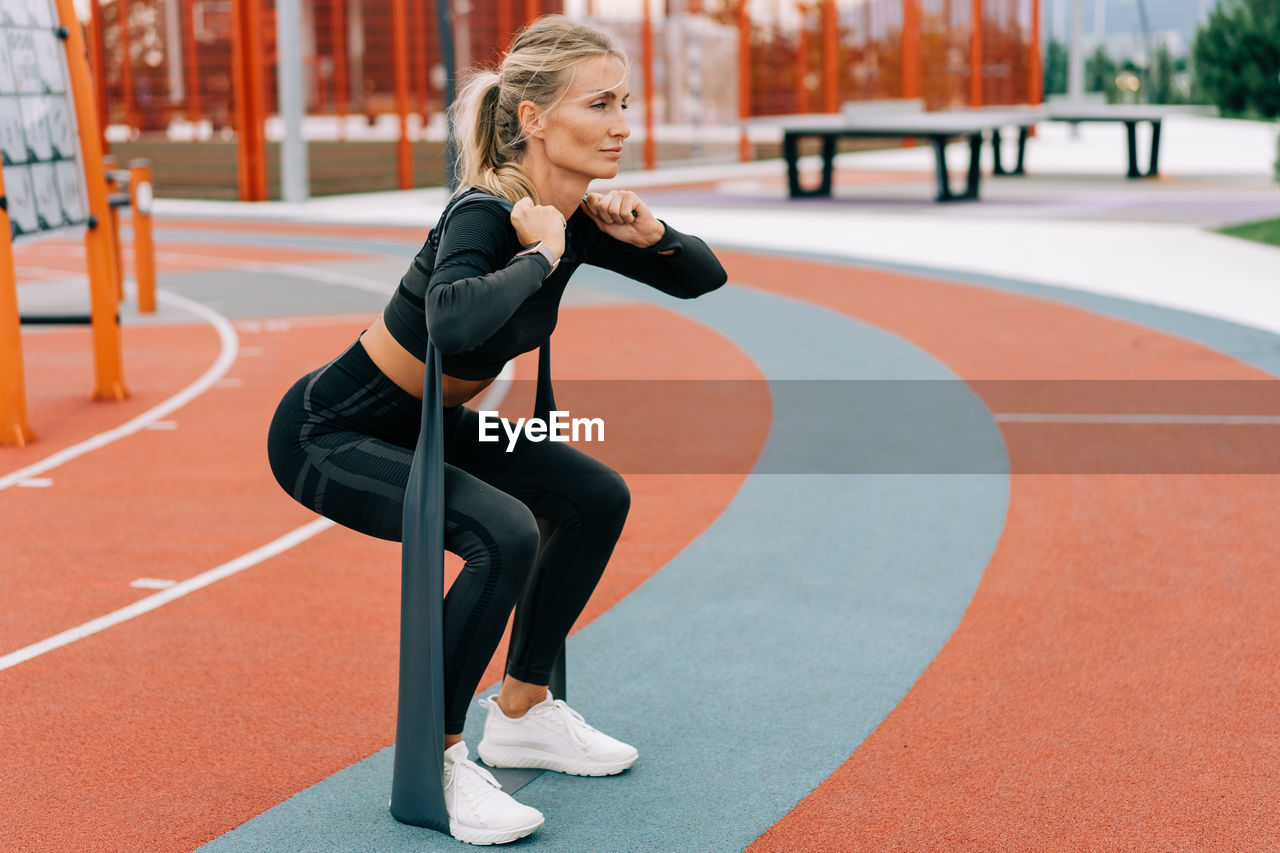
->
[129,161,157,314]
[87,0,108,150]
[244,0,268,199]
[118,0,135,129]
[969,0,983,106]
[642,0,655,169]
[55,0,129,401]
[230,0,267,200]
[1029,0,1042,104]
[902,0,921,100]
[524,0,538,26]
[411,0,428,117]
[737,0,751,161]
[103,156,124,301]
[183,0,202,122]
[230,0,251,196]
[796,3,809,113]
[392,0,414,189]
[0,169,35,446]
[820,0,837,112]
[331,0,349,139]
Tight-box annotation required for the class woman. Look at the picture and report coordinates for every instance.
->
[267,15,726,845]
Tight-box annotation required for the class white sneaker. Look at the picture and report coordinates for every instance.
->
[477,691,639,777]
[442,741,544,845]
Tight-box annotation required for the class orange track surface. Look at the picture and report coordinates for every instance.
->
[7,232,1278,851]
[718,252,1280,851]
[1,296,762,852]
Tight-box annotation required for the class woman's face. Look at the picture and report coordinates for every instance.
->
[539,55,631,182]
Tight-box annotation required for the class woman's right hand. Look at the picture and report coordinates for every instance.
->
[510,197,566,258]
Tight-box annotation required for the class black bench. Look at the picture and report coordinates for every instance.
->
[775,109,1044,202]
[1044,103,1175,179]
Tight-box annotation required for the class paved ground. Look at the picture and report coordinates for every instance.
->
[4,114,1280,852]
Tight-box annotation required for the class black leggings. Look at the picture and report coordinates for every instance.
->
[266,341,630,733]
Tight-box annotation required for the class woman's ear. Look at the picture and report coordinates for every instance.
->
[518,101,546,140]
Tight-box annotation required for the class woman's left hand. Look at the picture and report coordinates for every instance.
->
[581,190,665,249]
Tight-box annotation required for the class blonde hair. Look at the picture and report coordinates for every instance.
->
[450,15,628,203]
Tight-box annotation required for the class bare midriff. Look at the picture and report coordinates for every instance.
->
[359,315,496,407]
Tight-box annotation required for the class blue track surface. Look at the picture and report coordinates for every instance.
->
[200,269,1009,851]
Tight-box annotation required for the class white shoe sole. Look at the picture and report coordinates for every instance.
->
[449,814,544,846]
[477,741,638,777]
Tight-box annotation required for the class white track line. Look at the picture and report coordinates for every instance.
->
[994,413,1280,424]
[0,518,335,672]
[155,250,397,294]
[0,289,239,491]
[1,269,513,671]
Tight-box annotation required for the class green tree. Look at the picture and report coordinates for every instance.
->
[1193,0,1280,118]
[1044,39,1068,96]
[1151,42,1175,104]
[1086,44,1117,100]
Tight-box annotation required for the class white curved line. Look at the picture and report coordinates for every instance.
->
[0,517,335,672]
[474,360,515,411]
[0,289,239,491]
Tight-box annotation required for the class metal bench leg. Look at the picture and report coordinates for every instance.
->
[820,135,836,196]
[991,128,1006,176]
[931,137,954,202]
[1125,121,1141,179]
[959,133,982,200]
[1014,126,1028,175]
[1146,120,1162,177]
[784,133,835,198]
[784,133,803,197]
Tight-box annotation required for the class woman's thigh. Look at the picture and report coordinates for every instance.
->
[444,407,630,527]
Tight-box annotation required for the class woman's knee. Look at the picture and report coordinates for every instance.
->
[584,466,630,528]
[450,496,541,590]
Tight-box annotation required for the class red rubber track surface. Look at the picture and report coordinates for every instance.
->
[719,251,1280,852]
[1,279,762,851]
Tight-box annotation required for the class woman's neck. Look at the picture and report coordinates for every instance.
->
[522,153,588,221]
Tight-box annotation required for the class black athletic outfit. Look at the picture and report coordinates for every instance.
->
[268,188,727,733]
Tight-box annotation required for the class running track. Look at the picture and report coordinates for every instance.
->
[3,212,1278,852]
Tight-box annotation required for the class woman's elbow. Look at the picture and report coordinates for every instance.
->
[425,318,469,354]
[686,266,728,298]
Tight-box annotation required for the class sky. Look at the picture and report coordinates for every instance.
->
[1044,0,1217,46]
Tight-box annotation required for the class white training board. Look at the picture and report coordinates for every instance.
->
[0,0,89,239]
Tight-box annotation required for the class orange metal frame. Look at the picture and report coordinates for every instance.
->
[87,0,108,151]
[331,0,349,138]
[902,0,921,101]
[969,0,984,106]
[183,0,202,121]
[737,0,751,161]
[820,0,837,113]
[392,0,414,189]
[0,168,34,446]
[130,161,158,315]
[57,0,129,403]
[795,3,810,114]
[641,0,655,169]
[231,0,268,200]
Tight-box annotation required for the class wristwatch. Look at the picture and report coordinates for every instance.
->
[514,241,560,277]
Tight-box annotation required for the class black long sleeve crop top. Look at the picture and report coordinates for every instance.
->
[381,188,729,380]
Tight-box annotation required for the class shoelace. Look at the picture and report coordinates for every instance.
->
[446,757,505,811]
[542,699,601,747]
